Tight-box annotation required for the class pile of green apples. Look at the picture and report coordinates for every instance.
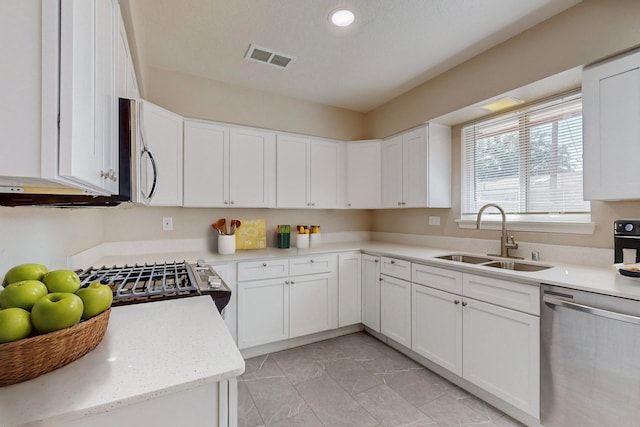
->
[0,264,113,344]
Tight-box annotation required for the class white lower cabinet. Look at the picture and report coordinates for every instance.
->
[412,283,462,376]
[361,254,381,332]
[380,274,411,348]
[338,252,362,327]
[237,255,337,350]
[411,264,540,419]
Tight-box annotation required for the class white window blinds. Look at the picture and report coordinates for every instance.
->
[461,92,589,217]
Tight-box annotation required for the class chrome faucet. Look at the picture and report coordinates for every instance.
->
[476,203,521,259]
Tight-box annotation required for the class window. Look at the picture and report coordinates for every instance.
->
[461,92,591,231]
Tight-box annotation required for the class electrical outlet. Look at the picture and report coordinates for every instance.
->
[162,217,173,231]
[428,216,441,226]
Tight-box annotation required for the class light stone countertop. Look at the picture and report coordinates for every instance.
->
[0,296,245,427]
[75,240,640,302]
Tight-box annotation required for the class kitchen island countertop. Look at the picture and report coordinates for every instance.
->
[0,296,245,427]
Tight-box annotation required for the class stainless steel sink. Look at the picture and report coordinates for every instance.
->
[436,254,493,264]
[482,260,552,271]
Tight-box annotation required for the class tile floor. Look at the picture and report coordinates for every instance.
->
[238,332,525,427]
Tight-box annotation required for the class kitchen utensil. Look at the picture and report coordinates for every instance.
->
[230,219,241,235]
[212,218,226,235]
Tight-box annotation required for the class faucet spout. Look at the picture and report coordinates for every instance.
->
[476,203,520,258]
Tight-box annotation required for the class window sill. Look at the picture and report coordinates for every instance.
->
[456,215,595,234]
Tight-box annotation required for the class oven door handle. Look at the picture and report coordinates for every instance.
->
[543,294,640,325]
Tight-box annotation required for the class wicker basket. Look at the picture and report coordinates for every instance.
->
[0,308,111,386]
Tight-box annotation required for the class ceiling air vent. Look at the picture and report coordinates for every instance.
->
[245,44,295,69]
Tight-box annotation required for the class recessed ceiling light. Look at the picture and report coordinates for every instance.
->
[329,9,355,27]
[481,97,524,112]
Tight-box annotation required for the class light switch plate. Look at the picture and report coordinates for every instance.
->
[428,216,441,226]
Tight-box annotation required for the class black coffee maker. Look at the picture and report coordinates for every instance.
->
[614,219,640,263]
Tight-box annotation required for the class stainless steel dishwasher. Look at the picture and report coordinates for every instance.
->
[541,284,640,426]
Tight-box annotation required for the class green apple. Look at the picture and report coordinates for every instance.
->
[0,308,32,343]
[31,293,84,334]
[0,280,48,310]
[3,263,48,286]
[43,270,81,293]
[75,282,113,320]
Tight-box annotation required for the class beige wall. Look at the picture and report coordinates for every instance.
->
[145,67,368,141]
[101,205,372,248]
[365,0,640,138]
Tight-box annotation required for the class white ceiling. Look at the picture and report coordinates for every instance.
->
[126,0,581,113]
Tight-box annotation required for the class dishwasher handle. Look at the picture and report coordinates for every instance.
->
[543,294,640,325]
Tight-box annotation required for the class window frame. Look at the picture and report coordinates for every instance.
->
[458,91,594,234]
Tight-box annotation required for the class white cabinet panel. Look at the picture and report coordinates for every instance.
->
[237,278,289,349]
[362,254,381,332]
[276,135,309,208]
[412,263,462,295]
[380,275,411,347]
[463,298,540,417]
[140,101,183,206]
[309,140,340,208]
[380,256,411,281]
[229,127,276,207]
[463,274,540,316]
[346,140,381,209]
[289,273,337,338]
[183,121,228,207]
[338,252,362,327]
[583,50,640,200]
[290,255,334,276]
[412,284,462,375]
[381,124,451,208]
[237,259,289,282]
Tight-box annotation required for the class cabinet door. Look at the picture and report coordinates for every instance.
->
[309,140,339,208]
[402,126,427,207]
[183,120,228,207]
[116,7,139,100]
[59,0,117,194]
[276,135,309,208]
[338,252,362,327]
[426,124,452,207]
[237,278,289,349]
[228,127,275,207]
[380,275,411,347]
[381,135,404,208]
[412,284,462,376]
[362,254,381,332]
[140,101,183,206]
[463,298,540,418]
[583,51,640,200]
[289,272,337,338]
[346,141,381,208]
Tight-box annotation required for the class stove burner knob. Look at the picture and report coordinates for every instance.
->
[208,275,221,288]
[625,223,635,232]
[197,259,206,267]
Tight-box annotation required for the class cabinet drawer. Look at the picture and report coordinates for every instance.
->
[289,255,336,276]
[463,274,540,316]
[237,259,289,281]
[380,256,411,281]
[412,263,462,295]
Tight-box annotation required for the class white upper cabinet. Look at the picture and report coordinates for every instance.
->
[183,120,275,208]
[381,124,451,208]
[346,140,381,209]
[140,100,183,206]
[0,0,119,195]
[116,5,139,99]
[276,135,341,208]
[583,50,640,200]
[228,127,276,208]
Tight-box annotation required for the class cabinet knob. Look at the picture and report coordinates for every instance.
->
[401,202,406,206]
[310,259,314,263]
[290,280,295,285]
[224,201,229,205]
[454,300,460,305]
[379,277,383,281]
[347,203,351,207]
[390,260,396,264]
[374,259,379,263]
[397,202,402,206]
[230,200,235,205]
[262,263,267,267]
[462,301,468,307]
[285,280,290,285]
[311,202,316,206]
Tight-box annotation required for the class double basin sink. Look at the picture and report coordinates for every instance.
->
[436,254,552,272]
